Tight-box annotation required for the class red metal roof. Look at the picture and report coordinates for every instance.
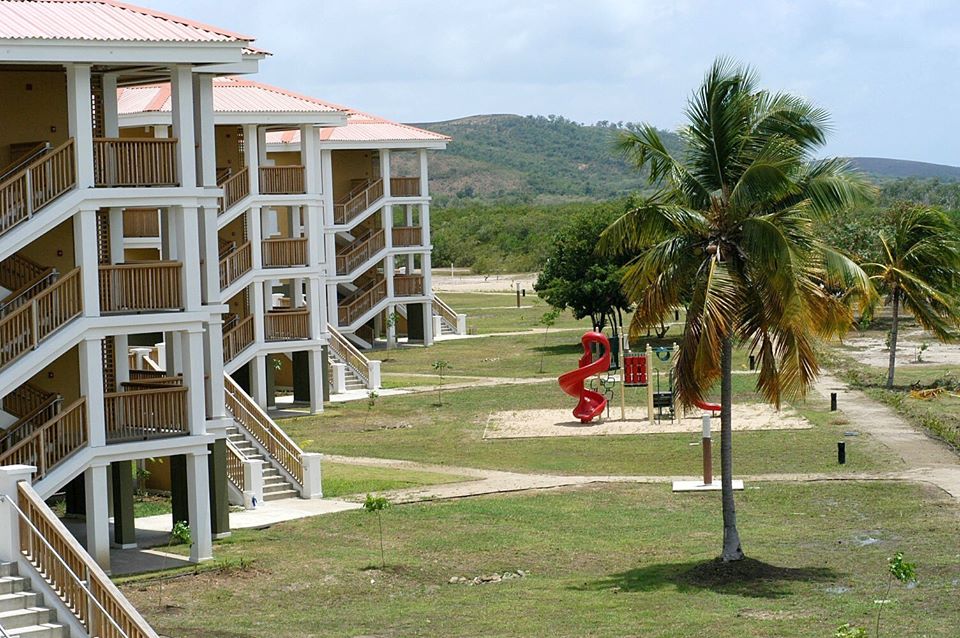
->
[268,107,450,145]
[118,77,341,114]
[0,0,255,43]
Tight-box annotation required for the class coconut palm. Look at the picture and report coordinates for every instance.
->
[865,204,960,388]
[599,58,875,562]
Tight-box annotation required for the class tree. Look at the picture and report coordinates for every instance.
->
[534,208,633,330]
[863,204,960,388]
[599,58,874,562]
[363,494,390,569]
[538,309,561,373]
[432,359,450,405]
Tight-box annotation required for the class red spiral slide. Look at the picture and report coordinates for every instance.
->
[558,332,612,423]
[694,399,721,412]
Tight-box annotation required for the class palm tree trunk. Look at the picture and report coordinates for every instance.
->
[886,287,900,389]
[720,336,744,562]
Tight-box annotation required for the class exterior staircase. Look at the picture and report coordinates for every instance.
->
[0,562,64,637]
[224,425,298,501]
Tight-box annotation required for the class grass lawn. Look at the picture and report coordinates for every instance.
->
[120,481,960,638]
[284,381,899,477]
[321,462,470,498]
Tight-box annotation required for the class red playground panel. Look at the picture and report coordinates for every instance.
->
[623,353,647,387]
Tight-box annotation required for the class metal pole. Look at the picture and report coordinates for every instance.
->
[830,392,837,411]
[702,414,713,485]
[837,441,846,464]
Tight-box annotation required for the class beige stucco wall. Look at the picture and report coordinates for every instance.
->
[19,219,75,272]
[26,345,80,403]
[0,69,69,168]
[215,125,243,173]
[331,150,375,200]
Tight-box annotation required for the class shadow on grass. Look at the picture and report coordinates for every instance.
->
[576,557,838,599]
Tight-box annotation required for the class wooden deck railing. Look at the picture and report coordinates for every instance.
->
[0,268,82,371]
[225,440,246,492]
[335,229,385,275]
[433,295,460,327]
[224,374,304,485]
[14,481,161,638]
[327,323,373,385]
[333,178,384,225]
[218,166,250,213]
[0,139,76,239]
[2,383,54,419]
[128,369,170,381]
[223,315,255,363]
[219,241,252,289]
[0,392,62,454]
[93,138,178,187]
[104,386,189,442]
[392,226,422,247]
[390,177,421,197]
[338,277,387,326]
[0,267,57,317]
[99,261,182,313]
[262,238,308,268]
[265,309,310,341]
[259,166,304,194]
[122,208,160,237]
[0,399,86,481]
[0,254,46,292]
[394,274,425,297]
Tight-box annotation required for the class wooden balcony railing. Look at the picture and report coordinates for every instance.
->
[262,238,308,268]
[15,482,161,638]
[265,309,310,341]
[0,268,82,371]
[327,323,374,385]
[99,261,182,313]
[128,369,170,382]
[390,177,421,197]
[336,229,385,276]
[219,241,252,290]
[218,166,250,214]
[93,138,178,187]
[223,315,255,363]
[0,139,76,240]
[338,277,387,326]
[392,226,422,247]
[394,274,425,297]
[104,386,189,442]
[122,208,160,237]
[0,398,86,481]
[224,374,304,485]
[259,166,305,195]
[333,178,383,225]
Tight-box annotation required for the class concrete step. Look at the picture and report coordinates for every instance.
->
[3,624,65,637]
[0,576,27,595]
[0,592,38,613]
[263,482,294,494]
[0,607,54,630]
[263,489,299,501]
[0,563,15,578]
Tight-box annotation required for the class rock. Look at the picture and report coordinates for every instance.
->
[449,577,460,584]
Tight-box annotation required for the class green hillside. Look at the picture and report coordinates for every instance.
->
[413,114,682,205]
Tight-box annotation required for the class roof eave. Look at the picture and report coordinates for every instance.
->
[316,140,448,150]
[0,38,249,65]
[119,111,348,128]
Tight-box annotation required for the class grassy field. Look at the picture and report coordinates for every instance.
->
[120,481,960,638]
[321,462,469,498]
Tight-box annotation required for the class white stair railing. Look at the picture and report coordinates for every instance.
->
[326,323,380,389]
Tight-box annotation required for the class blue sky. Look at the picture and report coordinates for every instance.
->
[145,0,960,165]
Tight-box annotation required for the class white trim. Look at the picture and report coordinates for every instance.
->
[120,111,347,128]
[0,39,248,64]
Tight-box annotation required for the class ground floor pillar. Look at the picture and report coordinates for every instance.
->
[110,460,136,549]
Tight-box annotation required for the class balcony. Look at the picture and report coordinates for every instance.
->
[265,309,310,341]
[394,274,425,297]
[262,238,308,268]
[223,315,255,363]
[104,385,189,442]
[219,241,252,290]
[336,229,385,276]
[392,226,422,247]
[122,208,160,238]
[390,177,421,197]
[98,261,183,313]
[259,166,305,195]
[93,138,178,187]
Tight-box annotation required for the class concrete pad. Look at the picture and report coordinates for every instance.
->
[134,497,361,534]
[672,480,744,492]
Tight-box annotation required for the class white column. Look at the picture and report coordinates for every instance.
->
[307,348,324,415]
[386,303,396,348]
[84,463,111,571]
[257,127,268,167]
[0,466,35,563]
[244,124,260,194]
[114,334,129,387]
[251,282,266,346]
[419,148,430,198]
[330,363,346,394]
[199,206,220,304]
[326,284,339,327]
[186,451,213,563]
[385,255,395,298]
[242,459,264,507]
[307,277,324,339]
[102,73,119,138]
[74,208,100,317]
[251,354,267,406]
[170,64,197,188]
[65,64,94,188]
[304,205,323,268]
[108,208,124,264]
[175,206,203,311]
[248,206,263,269]
[301,125,321,195]
[380,149,392,198]
[300,453,323,498]
[193,74,216,188]
[204,316,227,420]
[78,337,106,447]
[181,329,207,436]
[160,208,176,261]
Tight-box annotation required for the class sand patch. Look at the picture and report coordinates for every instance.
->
[841,331,960,367]
[484,403,812,439]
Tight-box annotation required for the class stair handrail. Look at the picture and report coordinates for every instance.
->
[333,178,384,225]
[0,393,61,454]
[0,142,51,183]
[0,254,46,291]
[433,295,459,326]
[2,481,160,638]
[326,323,371,385]
[218,166,250,214]
[0,139,76,238]
[336,228,385,275]
[335,178,373,205]
[338,277,387,326]
[0,399,87,481]
[0,267,58,317]
[223,374,304,485]
[225,438,249,492]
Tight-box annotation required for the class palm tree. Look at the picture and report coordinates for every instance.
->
[865,204,960,388]
[599,58,875,562]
